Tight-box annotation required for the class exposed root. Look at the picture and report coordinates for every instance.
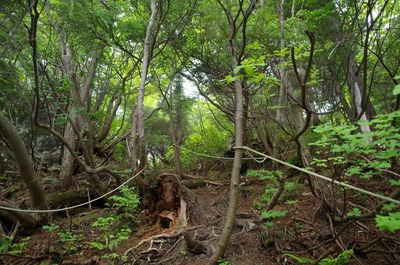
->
[183,228,214,255]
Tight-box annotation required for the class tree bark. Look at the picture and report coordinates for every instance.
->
[347,56,372,137]
[168,84,183,176]
[129,0,158,198]
[48,6,103,189]
[0,201,36,229]
[60,123,76,189]
[134,0,157,171]
[272,0,288,157]
[0,112,48,212]
[208,0,257,263]
[248,95,273,154]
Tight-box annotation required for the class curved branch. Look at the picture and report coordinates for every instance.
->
[0,112,48,211]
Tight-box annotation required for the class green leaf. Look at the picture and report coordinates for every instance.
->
[282,254,313,264]
[346,167,362,176]
[389,180,400,186]
[262,209,287,219]
[376,212,400,232]
[393,84,400,96]
[382,203,396,212]
[347,207,361,217]
[87,242,106,250]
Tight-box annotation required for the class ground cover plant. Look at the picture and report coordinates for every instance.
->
[1,0,400,264]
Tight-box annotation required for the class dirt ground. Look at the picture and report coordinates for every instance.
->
[1,169,399,265]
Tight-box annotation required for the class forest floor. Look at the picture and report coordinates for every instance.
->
[1,165,399,265]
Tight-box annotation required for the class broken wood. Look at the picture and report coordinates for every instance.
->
[183,174,224,187]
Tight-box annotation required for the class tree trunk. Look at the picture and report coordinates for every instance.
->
[347,56,372,139]
[272,0,288,157]
[59,123,75,189]
[168,82,183,176]
[136,0,157,171]
[208,0,258,261]
[54,24,102,190]
[249,100,273,155]
[129,0,157,199]
[0,112,48,212]
[0,201,36,230]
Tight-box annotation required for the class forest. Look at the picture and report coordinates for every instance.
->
[0,0,399,264]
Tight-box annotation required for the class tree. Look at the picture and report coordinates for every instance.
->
[0,111,48,228]
[208,1,258,263]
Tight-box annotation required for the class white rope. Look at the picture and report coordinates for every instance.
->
[0,167,145,213]
[235,146,400,205]
[174,144,265,161]
[244,150,268,163]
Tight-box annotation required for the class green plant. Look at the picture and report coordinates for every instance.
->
[0,235,12,253]
[247,169,281,181]
[283,249,353,265]
[282,253,313,264]
[89,218,132,251]
[58,231,76,242]
[218,258,231,265]
[101,252,128,263]
[57,231,81,252]
[10,237,30,254]
[287,155,301,167]
[319,250,353,265]
[92,216,116,229]
[179,249,188,259]
[310,110,400,180]
[375,212,400,233]
[88,188,138,252]
[106,186,140,222]
[0,236,30,254]
[346,207,362,217]
[250,170,283,207]
[87,241,107,250]
[42,223,59,251]
[284,199,298,205]
[262,209,287,228]
[43,224,59,232]
[108,227,131,250]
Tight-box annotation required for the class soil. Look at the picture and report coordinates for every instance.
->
[0,168,399,265]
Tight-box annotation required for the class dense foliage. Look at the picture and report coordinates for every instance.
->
[1,0,399,264]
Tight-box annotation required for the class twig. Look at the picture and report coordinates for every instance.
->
[311,248,335,265]
[0,253,47,260]
[183,174,224,186]
[124,232,182,256]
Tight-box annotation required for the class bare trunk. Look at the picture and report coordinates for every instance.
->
[0,201,36,229]
[354,82,371,134]
[168,85,183,176]
[347,57,372,139]
[249,97,273,155]
[208,0,258,262]
[59,123,75,189]
[209,65,244,265]
[96,92,122,143]
[135,0,157,172]
[272,0,288,157]
[129,0,157,198]
[130,109,139,172]
[57,36,101,190]
[0,112,48,211]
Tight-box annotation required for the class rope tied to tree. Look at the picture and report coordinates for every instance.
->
[234,146,400,205]
[0,167,145,213]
